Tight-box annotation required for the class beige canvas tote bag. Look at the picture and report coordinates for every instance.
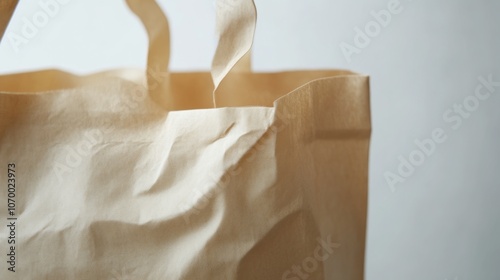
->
[0,0,371,279]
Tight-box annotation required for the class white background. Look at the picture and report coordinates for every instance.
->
[1,0,499,279]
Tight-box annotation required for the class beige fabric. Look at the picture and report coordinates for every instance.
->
[0,0,370,279]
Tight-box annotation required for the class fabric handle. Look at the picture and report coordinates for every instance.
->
[211,0,256,106]
[0,0,18,44]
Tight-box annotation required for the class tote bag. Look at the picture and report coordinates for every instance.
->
[0,0,371,279]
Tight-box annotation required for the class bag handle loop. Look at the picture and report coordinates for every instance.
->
[0,0,171,77]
